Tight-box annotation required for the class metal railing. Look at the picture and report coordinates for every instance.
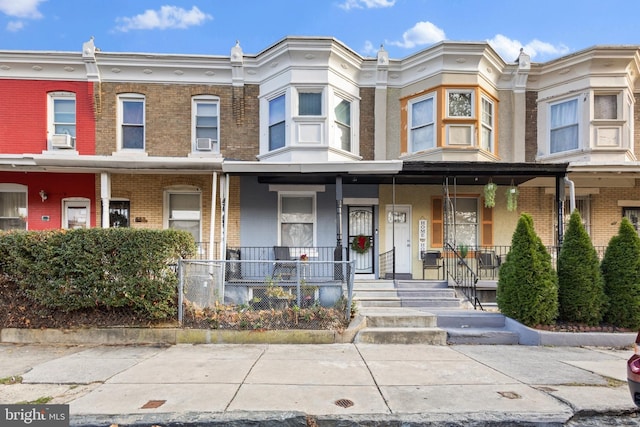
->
[177,258,355,325]
[379,248,395,280]
[444,243,482,310]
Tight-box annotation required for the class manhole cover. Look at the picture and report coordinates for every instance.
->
[335,398,354,408]
[141,400,166,409]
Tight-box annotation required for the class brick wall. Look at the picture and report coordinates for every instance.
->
[359,87,375,160]
[524,91,538,162]
[0,79,95,155]
[95,82,259,159]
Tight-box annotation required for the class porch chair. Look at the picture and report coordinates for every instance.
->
[273,246,297,279]
[421,251,443,280]
[476,250,501,279]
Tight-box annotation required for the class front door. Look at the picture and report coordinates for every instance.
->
[385,205,411,275]
[348,206,374,274]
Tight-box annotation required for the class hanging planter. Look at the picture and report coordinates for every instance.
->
[351,235,371,254]
[484,181,497,208]
[506,183,519,212]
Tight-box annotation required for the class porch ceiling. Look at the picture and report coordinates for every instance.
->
[253,161,569,186]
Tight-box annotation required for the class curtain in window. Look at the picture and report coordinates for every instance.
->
[411,98,434,151]
[281,196,314,247]
[299,93,321,115]
[550,99,578,153]
[169,193,201,242]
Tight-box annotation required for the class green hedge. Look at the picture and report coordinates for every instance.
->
[0,228,196,319]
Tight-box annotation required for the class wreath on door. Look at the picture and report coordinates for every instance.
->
[351,235,371,254]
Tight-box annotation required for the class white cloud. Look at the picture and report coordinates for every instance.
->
[488,34,570,62]
[339,0,395,11]
[115,5,212,32]
[361,40,378,56]
[387,21,446,49]
[6,20,25,32]
[0,0,45,19]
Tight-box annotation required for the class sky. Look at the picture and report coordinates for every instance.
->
[0,0,638,63]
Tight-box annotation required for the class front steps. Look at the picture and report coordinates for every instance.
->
[354,307,447,345]
[352,279,518,345]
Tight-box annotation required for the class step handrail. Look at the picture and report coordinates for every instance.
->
[444,242,483,310]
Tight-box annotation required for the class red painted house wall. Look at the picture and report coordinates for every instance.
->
[0,172,96,230]
[0,79,95,155]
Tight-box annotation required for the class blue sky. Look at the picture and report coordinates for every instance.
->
[0,0,638,63]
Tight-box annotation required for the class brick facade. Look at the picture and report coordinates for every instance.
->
[524,91,538,162]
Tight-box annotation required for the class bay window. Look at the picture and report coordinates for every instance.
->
[447,90,473,118]
[550,98,578,154]
[269,94,286,151]
[480,97,494,152]
[409,94,435,152]
[334,96,351,151]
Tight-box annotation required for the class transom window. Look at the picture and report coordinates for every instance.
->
[192,97,219,152]
[298,92,322,116]
[447,90,473,118]
[334,96,351,151]
[409,94,435,152]
[550,98,578,154]
[119,94,145,150]
[269,94,286,151]
[0,184,27,230]
[594,94,617,120]
[279,194,315,247]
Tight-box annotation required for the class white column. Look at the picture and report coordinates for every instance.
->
[209,172,217,260]
[100,172,111,228]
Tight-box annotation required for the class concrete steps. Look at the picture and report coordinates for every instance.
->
[434,310,520,345]
[354,307,447,345]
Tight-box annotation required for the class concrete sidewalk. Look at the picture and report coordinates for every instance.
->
[1,342,638,426]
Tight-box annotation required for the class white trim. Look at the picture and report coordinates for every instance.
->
[408,92,436,153]
[62,197,90,229]
[191,95,220,153]
[117,93,146,152]
[48,91,76,150]
[344,198,379,205]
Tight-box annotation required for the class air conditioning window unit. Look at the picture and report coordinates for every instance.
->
[51,134,75,149]
[196,137,214,151]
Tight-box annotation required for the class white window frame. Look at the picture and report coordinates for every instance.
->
[549,97,579,154]
[0,183,27,230]
[117,93,145,151]
[48,92,76,149]
[408,92,436,152]
[446,89,474,118]
[163,186,202,244]
[62,197,90,229]
[480,96,494,152]
[191,96,220,153]
[278,192,317,248]
[332,92,355,153]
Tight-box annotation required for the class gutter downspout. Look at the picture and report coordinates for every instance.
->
[565,176,576,214]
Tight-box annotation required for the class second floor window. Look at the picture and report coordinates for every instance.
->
[550,98,578,154]
[334,96,351,151]
[193,98,219,152]
[49,92,76,149]
[447,90,473,118]
[409,95,435,152]
[119,95,145,150]
[594,94,617,120]
[481,97,494,151]
[299,92,321,116]
[269,94,286,151]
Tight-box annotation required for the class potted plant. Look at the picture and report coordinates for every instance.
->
[457,244,469,264]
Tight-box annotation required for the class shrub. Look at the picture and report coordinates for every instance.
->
[497,213,558,326]
[557,210,606,325]
[0,228,196,319]
[601,217,640,329]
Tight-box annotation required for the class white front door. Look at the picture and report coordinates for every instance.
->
[385,205,411,275]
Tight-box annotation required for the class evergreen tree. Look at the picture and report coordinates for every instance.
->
[557,210,606,325]
[601,217,640,329]
[497,213,558,326]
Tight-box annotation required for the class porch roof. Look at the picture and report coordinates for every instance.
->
[223,160,569,186]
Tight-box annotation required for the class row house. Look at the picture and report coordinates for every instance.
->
[0,37,638,306]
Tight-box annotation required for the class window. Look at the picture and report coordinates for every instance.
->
[334,96,351,151]
[193,97,219,152]
[445,198,478,248]
[269,94,286,151]
[50,93,76,137]
[564,196,590,235]
[109,200,130,227]
[298,92,321,116]
[447,90,473,118]
[279,194,315,247]
[550,98,578,153]
[0,184,26,230]
[63,198,90,229]
[480,97,494,151]
[119,95,145,150]
[594,94,617,120]
[624,207,640,235]
[167,191,201,243]
[409,95,435,152]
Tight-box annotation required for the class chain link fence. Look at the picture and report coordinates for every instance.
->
[178,259,354,330]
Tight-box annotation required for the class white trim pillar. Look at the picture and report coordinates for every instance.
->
[100,172,111,228]
[209,171,217,260]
